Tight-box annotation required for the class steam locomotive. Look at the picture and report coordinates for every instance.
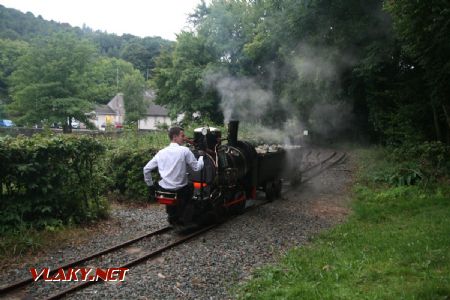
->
[155,121,302,227]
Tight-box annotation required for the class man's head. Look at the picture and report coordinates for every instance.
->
[168,126,185,145]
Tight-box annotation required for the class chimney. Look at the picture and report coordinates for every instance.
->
[228,120,239,146]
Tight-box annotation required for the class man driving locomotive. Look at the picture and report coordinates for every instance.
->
[143,126,204,224]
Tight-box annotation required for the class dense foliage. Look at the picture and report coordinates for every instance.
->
[106,147,157,201]
[386,0,450,143]
[0,4,173,75]
[0,4,172,123]
[1,1,449,145]
[0,38,28,102]
[4,33,149,128]
[0,134,108,231]
[153,0,450,145]
[102,130,167,201]
[8,33,97,130]
[121,71,147,124]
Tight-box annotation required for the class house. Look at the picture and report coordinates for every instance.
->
[139,90,172,130]
[92,91,172,130]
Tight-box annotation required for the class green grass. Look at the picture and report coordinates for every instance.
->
[0,225,97,263]
[238,148,450,299]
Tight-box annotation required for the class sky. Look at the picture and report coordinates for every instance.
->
[0,0,205,40]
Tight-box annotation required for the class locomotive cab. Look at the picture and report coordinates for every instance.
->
[189,127,221,202]
[193,126,221,151]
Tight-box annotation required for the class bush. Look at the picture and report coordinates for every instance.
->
[105,146,158,202]
[0,134,108,232]
[361,142,450,187]
[390,141,450,183]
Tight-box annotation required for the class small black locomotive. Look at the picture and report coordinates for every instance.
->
[155,121,302,227]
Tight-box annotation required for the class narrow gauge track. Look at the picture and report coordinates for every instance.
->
[0,149,346,300]
[0,227,173,296]
[300,151,347,182]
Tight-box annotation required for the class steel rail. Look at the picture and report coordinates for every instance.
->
[301,152,347,183]
[45,224,219,300]
[300,151,337,173]
[46,185,293,300]
[0,226,172,295]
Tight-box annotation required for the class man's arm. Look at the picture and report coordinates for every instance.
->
[143,155,158,186]
[186,150,204,171]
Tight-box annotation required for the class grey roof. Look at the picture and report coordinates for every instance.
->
[143,90,169,116]
[95,90,169,117]
[107,93,125,116]
[95,104,116,115]
[146,104,168,116]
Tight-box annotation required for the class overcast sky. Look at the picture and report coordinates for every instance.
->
[0,0,205,40]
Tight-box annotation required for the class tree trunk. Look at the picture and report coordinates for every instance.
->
[442,104,450,131]
[62,124,72,133]
[63,117,72,133]
[443,105,450,144]
[432,104,442,141]
[447,126,450,144]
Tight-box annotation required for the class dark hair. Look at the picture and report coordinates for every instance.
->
[168,126,184,140]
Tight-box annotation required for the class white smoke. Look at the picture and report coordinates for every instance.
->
[205,72,273,123]
[203,43,356,144]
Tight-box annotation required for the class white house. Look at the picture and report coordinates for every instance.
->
[92,91,172,130]
[139,90,172,130]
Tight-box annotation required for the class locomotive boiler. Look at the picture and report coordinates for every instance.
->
[155,120,302,227]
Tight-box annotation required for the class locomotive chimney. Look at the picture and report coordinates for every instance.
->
[228,120,239,146]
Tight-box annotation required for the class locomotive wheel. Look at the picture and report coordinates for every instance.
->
[274,179,282,198]
[197,211,217,226]
[265,182,275,202]
[232,191,246,214]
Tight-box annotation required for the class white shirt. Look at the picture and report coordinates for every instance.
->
[143,143,204,190]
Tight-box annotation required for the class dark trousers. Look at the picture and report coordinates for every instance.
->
[158,184,193,224]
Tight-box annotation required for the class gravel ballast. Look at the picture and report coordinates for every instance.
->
[1,150,354,299]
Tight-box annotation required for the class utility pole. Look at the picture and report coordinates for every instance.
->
[116,67,119,92]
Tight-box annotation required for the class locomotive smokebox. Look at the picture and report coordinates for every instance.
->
[228,120,239,146]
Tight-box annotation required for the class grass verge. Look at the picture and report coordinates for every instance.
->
[0,225,101,267]
[237,148,450,299]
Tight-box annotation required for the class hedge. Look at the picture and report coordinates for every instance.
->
[105,146,158,202]
[0,134,108,231]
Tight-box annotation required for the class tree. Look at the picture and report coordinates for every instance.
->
[153,0,447,144]
[191,0,257,76]
[121,71,146,124]
[120,37,173,77]
[0,5,173,77]
[386,0,450,142]
[8,33,96,131]
[81,57,137,104]
[152,32,222,122]
[0,38,28,117]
